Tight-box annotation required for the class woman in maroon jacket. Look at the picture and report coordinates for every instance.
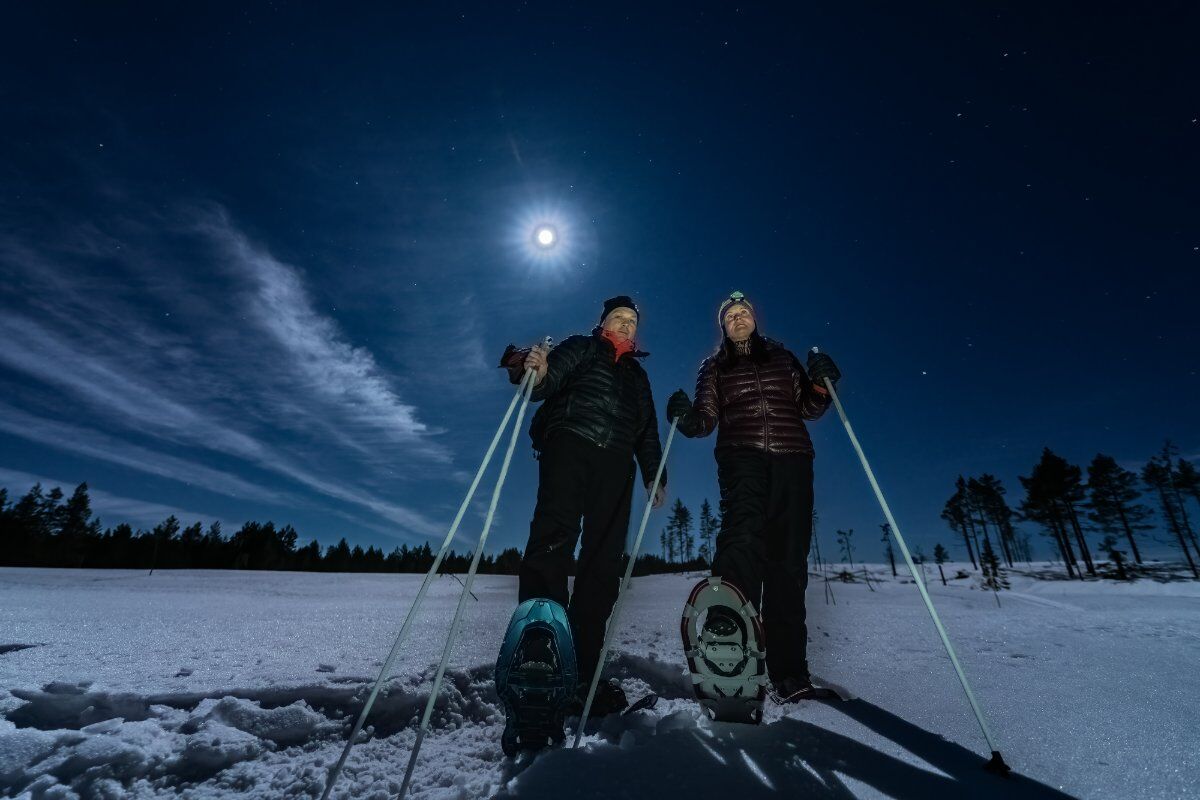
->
[667,291,841,702]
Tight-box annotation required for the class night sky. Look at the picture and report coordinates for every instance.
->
[2,3,1197,561]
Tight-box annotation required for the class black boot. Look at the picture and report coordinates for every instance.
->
[770,674,816,704]
[569,678,628,717]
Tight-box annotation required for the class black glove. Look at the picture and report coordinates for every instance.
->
[666,389,692,422]
[498,344,529,385]
[807,351,841,387]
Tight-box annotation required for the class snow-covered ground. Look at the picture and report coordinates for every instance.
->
[1,564,1197,799]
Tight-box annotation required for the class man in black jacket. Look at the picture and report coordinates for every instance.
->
[516,295,666,713]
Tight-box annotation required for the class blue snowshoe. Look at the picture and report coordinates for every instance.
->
[495,598,577,757]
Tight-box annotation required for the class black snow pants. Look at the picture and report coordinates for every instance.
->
[711,447,815,683]
[519,431,635,682]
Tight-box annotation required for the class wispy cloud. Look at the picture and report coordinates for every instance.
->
[0,403,288,505]
[0,206,455,540]
[199,210,449,460]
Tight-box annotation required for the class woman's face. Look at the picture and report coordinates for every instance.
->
[723,304,755,342]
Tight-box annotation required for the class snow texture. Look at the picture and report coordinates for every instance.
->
[0,565,1196,798]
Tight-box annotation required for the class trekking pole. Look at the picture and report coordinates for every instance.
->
[321,359,543,800]
[812,348,1010,776]
[573,417,678,748]
[398,366,538,799]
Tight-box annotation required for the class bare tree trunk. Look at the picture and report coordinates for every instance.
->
[1048,506,1078,579]
[1064,502,1096,576]
[982,512,1014,568]
[958,521,977,569]
[1115,505,1144,564]
[964,514,983,569]
[1169,482,1200,557]
[999,521,1016,568]
[1157,486,1199,579]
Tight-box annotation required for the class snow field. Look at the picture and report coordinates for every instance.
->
[1,565,1197,798]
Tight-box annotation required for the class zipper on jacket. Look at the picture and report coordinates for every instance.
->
[752,362,768,451]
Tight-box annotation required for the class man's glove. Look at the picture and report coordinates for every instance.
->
[666,389,692,422]
[807,351,841,387]
[498,344,528,385]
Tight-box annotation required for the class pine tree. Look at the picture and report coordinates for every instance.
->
[698,499,719,565]
[933,543,949,586]
[880,523,896,577]
[1162,443,1200,557]
[325,538,353,572]
[1176,458,1200,509]
[1086,454,1152,565]
[940,484,978,569]
[1143,454,1199,578]
[149,515,181,574]
[836,528,855,569]
[662,499,693,565]
[973,474,1018,567]
[58,483,98,568]
[1020,449,1086,579]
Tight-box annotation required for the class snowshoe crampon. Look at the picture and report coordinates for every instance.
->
[680,577,767,724]
[495,598,577,757]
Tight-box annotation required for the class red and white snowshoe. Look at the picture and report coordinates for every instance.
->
[680,576,767,724]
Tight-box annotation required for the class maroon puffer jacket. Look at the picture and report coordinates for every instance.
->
[678,337,831,456]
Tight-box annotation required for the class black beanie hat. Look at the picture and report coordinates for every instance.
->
[600,295,640,323]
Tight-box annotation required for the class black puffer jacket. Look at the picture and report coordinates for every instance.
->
[529,333,665,484]
[677,335,830,456]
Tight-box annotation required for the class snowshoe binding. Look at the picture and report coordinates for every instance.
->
[495,598,578,757]
[680,576,767,724]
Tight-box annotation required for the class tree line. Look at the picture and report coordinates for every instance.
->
[941,441,1199,581]
[4,437,1196,580]
[654,498,719,572]
[0,482,523,574]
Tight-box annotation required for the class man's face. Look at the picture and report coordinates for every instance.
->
[602,307,639,341]
[723,303,755,342]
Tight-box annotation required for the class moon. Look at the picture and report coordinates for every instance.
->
[533,225,557,248]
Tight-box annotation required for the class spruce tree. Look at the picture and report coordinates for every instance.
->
[1086,454,1152,564]
[1097,534,1129,581]
[980,535,1008,593]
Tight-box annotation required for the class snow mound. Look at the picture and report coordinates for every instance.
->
[188,696,339,746]
[0,693,343,797]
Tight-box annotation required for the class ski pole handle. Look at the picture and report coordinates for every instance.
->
[811,345,836,393]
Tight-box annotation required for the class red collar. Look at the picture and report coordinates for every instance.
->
[600,329,635,361]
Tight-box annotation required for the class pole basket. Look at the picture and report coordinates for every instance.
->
[984,750,1012,777]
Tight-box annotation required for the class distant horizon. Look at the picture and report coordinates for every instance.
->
[2,463,1193,565]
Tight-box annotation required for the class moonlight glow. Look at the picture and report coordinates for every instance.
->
[507,199,592,274]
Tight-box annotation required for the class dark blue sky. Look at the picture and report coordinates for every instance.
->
[2,3,1196,560]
